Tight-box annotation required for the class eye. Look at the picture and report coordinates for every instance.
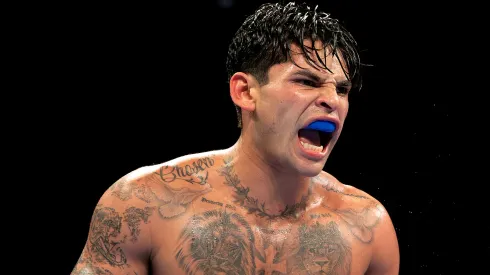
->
[336,86,350,95]
[296,78,319,87]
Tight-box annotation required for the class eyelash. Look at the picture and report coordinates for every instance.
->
[296,79,319,87]
[296,79,350,95]
[337,86,350,95]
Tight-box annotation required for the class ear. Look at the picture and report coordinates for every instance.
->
[229,72,257,112]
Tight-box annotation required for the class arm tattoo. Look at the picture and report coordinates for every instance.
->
[71,205,153,275]
[73,205,152,274]
[88,206,128,267]
[123,206,154,243]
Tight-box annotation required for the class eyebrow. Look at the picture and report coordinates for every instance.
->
[337,79,352,88]
[291,70,322,82]
[291,69,352,87]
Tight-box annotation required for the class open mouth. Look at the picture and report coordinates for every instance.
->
[298,128,333,153]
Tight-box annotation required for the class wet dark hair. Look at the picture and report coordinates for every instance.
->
[226,2,362,128]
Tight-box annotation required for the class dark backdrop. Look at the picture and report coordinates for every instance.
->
[43,0,478,274]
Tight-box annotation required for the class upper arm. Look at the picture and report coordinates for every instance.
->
[71,171,155,275]
[366,204,400,275]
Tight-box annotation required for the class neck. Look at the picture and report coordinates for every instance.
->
[221,137,314,219]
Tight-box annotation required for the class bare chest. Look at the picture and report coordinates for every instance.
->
[150,200,374,275]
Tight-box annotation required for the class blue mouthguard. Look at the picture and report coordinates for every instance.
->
[305,121,336,133]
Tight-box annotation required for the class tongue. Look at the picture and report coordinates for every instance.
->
[298,129,321,147]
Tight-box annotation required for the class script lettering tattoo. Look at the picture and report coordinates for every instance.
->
[316,177,368,199]
[201,196,223,206]
[175,210,256,275]
[218,158,308,219]
[87,206,128,267]
[331,205,381,243]
[123,206,154,242]
[201,197,237,210]
[157,157,215,185]
[287,221,352,274]
[310,213,332,219]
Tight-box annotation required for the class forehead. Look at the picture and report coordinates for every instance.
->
[288,40,349,77]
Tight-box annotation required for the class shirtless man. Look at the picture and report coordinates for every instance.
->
[71,2,400,274]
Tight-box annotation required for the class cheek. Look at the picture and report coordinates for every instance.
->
[272,98,304,131]
[338,100,349,121]
[261,95,297,121]
[343,99,350,113]
[276,99,293,116]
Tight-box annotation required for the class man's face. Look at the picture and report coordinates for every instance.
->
[250,41,351,176]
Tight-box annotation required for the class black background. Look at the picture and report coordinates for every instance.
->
[32,0,482,274]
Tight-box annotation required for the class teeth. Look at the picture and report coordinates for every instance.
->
[300,141,323,152]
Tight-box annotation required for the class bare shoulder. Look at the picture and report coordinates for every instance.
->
[313,172,400,273]
[72,150,230,274]
[108,150,227,218]
[313,171,395,243]
[313,171,378,205]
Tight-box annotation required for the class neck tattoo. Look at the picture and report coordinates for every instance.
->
[218,158,311,220]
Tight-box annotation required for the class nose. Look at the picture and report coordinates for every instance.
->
[315,85,340,112]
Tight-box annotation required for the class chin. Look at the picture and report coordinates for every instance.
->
[288,146,332,177]
[292,158,327,177]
